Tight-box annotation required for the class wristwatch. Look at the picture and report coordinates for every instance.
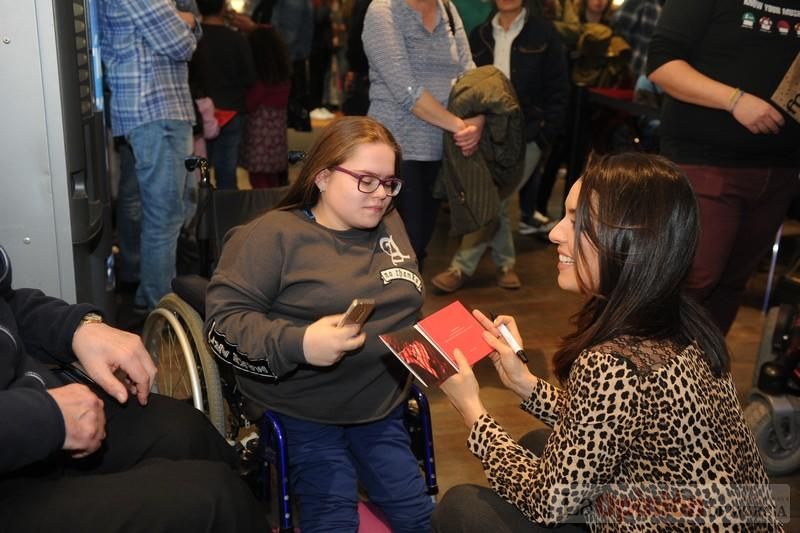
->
[80,312,104,326]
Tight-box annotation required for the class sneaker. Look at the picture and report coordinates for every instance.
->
[519,211,556,235]
[497,266,522,289]
[431,268,465,293]
[310,107,335,120]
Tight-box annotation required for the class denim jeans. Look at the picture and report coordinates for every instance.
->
[452,197,515,275]
[116,140,139,284]
[275,405,434,533]
[121,119,195,309]
[451,142,541,275]
[207,113,245,190]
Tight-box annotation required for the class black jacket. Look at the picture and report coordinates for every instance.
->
[0,245,97,474]
[469,13,569,146]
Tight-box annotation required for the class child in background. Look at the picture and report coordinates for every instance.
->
[241,25,292,188]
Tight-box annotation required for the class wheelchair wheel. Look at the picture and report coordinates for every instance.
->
[744,399,800,476]
[142,293,226,436]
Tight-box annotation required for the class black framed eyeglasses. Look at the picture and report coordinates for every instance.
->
[331,166,403,197]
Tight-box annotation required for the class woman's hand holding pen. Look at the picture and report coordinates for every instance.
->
[473,310,539,401]
[303,316,366,367]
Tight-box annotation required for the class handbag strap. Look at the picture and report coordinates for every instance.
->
[441,0,455,35]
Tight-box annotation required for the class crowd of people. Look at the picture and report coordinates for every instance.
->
[5,0,798,530]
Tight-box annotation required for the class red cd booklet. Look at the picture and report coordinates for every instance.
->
[379,301,493,387]
[213,109,238,129]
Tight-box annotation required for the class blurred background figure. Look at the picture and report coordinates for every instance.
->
[363,0,478,271]
[103,0,201,311]
[342,0,373,116]
[451,0,493,35]
[241,25,292,188]
[431,0,569,292]
[190,0,257,189]
[309,0,336,119]
[612,0,664,114]
[271,0,315,131]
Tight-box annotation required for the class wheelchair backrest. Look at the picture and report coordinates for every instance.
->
[208,186,290,269]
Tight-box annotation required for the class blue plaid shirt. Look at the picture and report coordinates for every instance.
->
[99,0,202,136]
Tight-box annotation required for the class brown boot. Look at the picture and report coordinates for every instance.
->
[497,266,521,289]
[431,268,465,293]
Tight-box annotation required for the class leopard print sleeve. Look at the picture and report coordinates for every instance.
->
[520,376,562,427]
[467,350,641,526]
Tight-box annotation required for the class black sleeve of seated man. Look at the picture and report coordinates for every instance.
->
[0,246,96,472]
[0,386,66,473]
[6,287,96,366]
[0,246,97,365]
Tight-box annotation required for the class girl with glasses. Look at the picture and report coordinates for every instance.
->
[205,116,433,532]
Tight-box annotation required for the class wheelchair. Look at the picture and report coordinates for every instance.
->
[141,157,438,532]
[745,249,800,477]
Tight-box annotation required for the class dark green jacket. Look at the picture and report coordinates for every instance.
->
[438,65,525,236]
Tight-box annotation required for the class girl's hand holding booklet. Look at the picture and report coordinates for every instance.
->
[379,301,493,387]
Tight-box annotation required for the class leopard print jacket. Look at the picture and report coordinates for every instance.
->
[467,338,782,532]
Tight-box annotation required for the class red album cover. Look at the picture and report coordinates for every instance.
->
[379,301,492,387]
[214,109,238,129]
[417,301,493,366]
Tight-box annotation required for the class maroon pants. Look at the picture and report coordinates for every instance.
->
[683,164,800,334]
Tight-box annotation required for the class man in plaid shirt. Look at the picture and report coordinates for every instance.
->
[100,0,202,311]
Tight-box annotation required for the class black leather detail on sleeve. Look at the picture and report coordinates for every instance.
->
[206,321,278,381]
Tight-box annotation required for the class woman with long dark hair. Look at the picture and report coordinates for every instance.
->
[433,152,780,531]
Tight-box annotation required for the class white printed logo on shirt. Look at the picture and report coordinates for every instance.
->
[380,268,423,293]
[380,235,412,266]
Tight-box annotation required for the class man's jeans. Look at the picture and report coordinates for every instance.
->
[207,113,245,190]
[119,119,195,309]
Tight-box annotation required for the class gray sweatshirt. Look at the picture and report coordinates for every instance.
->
[205,208,424,424]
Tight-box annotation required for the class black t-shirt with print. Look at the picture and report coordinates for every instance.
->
[648,0,800,166]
